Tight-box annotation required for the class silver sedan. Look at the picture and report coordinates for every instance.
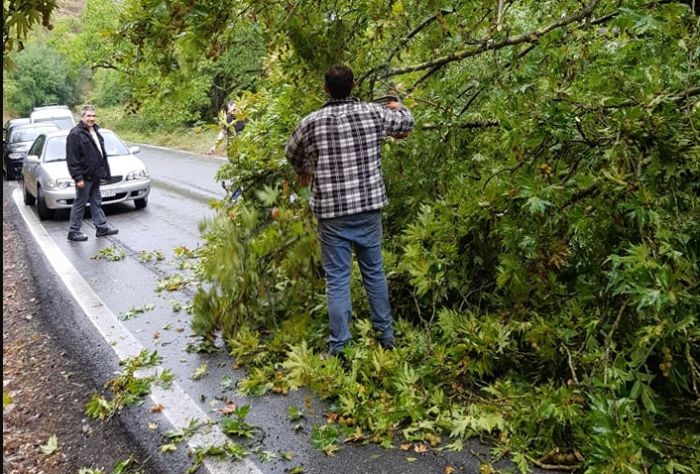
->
[21,129,151,220]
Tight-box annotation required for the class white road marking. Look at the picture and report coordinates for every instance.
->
[11,187,263,474]
[132,143,228,161]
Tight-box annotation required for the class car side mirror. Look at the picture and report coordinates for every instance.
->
[129,146,140,155]
[25,155,40,164]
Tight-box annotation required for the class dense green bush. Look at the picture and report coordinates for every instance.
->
[186,2,700,471]
[91,69,132,108]
[11,0,695,471]
[3,40,81,116]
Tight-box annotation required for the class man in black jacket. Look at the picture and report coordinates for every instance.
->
[66,105,118,242]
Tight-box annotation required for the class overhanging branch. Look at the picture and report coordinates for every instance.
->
[356,8,455,90]
[386,0,599,78]
[421,119,499,131]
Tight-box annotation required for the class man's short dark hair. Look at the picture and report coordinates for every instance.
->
[325,65,354,99]
[80,105,96,116]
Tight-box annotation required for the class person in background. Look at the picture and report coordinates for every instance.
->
[66,105,118,242]
[285,64,414,356]
[208,101,246,155]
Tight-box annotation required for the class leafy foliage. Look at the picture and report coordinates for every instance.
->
[2,0,58,69]
[220,404,256,439]
[181,2,699,471]
[85,350,173,420]
[118,304,155,321]
[186,441,248,474]
[311,423,341,456]
[3,389,13,410]
[91,245,127,262]
[39,434,59,455]
[137,249,165,263]
[3,37,81,116]
[19,0,699,471]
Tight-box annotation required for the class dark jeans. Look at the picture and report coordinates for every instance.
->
[68,179,107,233]
[317,210,394,354]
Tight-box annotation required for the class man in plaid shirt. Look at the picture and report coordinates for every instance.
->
[286,64,414,355]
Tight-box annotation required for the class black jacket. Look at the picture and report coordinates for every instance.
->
[224,113,247,136]
[66,122,111,182]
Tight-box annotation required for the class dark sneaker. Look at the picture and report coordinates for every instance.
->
[321,350,349,365]
[67,231,88,242]
[380,340,395,350]
[96,226,118,237]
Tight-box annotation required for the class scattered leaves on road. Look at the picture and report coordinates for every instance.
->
[119,304,155,321]
[40,434,59,455]
[85,350,172,420]
[219,375,233,390]
[137,249,165,262]
[220,404,255,439]
[91,245,127,262]
[192,362,208,380]
[156,274,188,292]
[159,443,177,453]
[287,405,304,422]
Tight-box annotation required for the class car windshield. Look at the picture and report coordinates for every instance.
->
[44,132,131,163]
[6,119,30,129]
[34,117,74,130]
[10,127,57,144]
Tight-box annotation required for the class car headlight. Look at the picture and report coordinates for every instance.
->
[8,152,26,160]
[46,178,74,189]
[126,169,149,180]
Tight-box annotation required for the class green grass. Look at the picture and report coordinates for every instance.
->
[98,107,221,156]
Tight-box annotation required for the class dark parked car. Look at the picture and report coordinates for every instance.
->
[3,118,31,143]
[3,123,60,180]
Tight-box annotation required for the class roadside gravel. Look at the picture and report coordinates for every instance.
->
[2,193,157,473]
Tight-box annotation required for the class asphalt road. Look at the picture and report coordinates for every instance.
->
[6,144,547,474]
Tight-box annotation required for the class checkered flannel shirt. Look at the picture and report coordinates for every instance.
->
[285,97,414,219]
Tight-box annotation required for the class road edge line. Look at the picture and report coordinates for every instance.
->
[131,143,228,161]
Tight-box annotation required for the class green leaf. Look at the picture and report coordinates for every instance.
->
[40,434,59,455]
[3,389,13,409]
[192,362,209,380]
[159,443,177,453]
[524,196,552,215]
[219,375,234,390]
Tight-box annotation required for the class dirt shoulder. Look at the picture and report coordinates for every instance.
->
[2,194,157,473]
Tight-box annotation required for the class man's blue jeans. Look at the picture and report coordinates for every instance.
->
[317,210,395,354]
[68,178,107,233]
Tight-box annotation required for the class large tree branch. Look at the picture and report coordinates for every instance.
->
[386,0,599,79]
[420,119,499,131]
[451,42,537,116]
[356,8,455,91]
[91,60,126,73]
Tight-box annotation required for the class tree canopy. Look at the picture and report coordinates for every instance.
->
[91,1,699,471]
[3,0,58,69]
[8,0,699,471]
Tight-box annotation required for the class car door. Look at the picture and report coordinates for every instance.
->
[23,135,46,196]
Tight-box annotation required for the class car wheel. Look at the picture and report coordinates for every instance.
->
[23,181,36,205]
[36,186,54,220]
[134,196,148,209]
